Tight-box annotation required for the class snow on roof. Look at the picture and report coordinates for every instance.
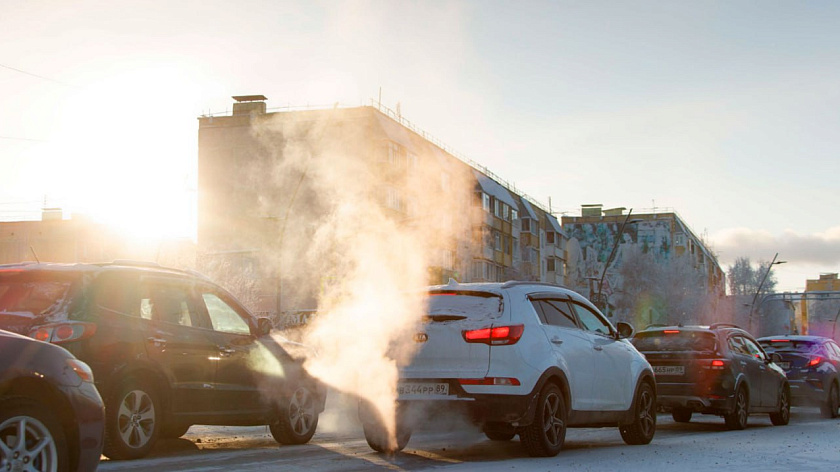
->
[546,213,563,233]
[519,198,538,220]
[472,170,518,208]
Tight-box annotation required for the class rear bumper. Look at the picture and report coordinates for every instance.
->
[787,378,828,406]
[657,394,733,414]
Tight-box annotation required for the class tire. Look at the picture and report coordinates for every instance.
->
[724,386,748,430]
[770,386,790,426]
[103,378,161,460]
[672,408,692,423]
[160,422,191,439]
[0,396,68,472]
[270,386,319,445]
[820,382,839,419]
[521,383,566,457]
[483,423,516,441]
[619,382,656,445]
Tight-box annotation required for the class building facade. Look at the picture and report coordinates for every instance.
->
[562,204,725,324]
[197,96,566,315]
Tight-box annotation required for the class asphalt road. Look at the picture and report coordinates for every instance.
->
[97,407,840,472]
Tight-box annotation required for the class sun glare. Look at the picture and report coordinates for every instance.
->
[46,66,199,240]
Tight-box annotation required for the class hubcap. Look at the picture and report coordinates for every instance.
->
[289,388,316,436]
[638,390,655,436]
[117,390,156,448]
[737,391,747,425]
[541,393,564,446]
[0,415,58,472]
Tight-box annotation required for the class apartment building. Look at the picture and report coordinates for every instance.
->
[197,96,565,314]
[562,204,725,321]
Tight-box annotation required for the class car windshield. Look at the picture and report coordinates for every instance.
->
[759,339,820,353]
[0,271,74,319]
[426,290,503,321]
[632,330,717,353]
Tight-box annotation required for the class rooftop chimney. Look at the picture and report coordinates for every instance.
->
[232,95,267,116]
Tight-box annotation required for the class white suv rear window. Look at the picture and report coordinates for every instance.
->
[427,291,502,321]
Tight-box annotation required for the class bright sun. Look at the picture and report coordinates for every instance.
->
[43,66,199,240]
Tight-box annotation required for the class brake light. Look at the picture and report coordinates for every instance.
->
[710,359,727,370]
[463,325,524,345]
[664,330,680,334]
[29,322,97,345]
[770,339,789,343]
[458,377,520,386]
[807,357,823,368]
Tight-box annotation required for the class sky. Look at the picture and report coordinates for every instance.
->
[1,0,838,292]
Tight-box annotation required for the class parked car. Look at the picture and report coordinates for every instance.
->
[1,329,104,472]
[0,261,326,460]
[631,323,790,429]
[757,335,840,418]
[360,281,656,457]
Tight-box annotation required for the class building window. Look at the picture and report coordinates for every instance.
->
[546,231,555,245]
[503,204,511,222]
[547,258,556,272]
[504,235,512,255]
[443,250,454,271]
[494,199,503,219]
[494,231,502,251]
[512,209,518,221]
[522,218,531,233]
[482,193,491,212]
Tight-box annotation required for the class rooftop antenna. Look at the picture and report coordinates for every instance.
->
[30,246,40,263]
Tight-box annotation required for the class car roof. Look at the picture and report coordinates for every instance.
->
[756,335,833,343]
[0,261,211,281]
[637,323,749,336]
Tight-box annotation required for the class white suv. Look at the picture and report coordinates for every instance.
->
[360,281,656,456]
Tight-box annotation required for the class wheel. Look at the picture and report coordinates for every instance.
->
[359,400,411,453]
[0,396,68,472]
[770,386,790,426]
[672,408,692,423]
[620,382,656,445]
[820,382,839,419]
[270,386,319,445]
[724,387,748,430]
[521,383,566,457]
[103,379,161,460]
[483,423,516,441]
[160,422,191,439]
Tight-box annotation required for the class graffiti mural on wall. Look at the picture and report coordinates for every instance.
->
[563,220,675,302]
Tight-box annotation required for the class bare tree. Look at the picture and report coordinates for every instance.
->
[727,257,778,296]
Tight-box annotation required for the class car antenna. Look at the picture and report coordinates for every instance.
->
[29,246,40,263]
[447,277,459,286]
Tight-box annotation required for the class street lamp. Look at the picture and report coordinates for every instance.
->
[748,253,786,333]
[594,210,641,315]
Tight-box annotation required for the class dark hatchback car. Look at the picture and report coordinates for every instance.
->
[1,329,105,472]
[0,261,326,460]
[632,323,790,429]
[758,335,840,418]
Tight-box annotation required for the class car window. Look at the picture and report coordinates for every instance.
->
[632,330,717,353]
[759,339,820,354]
[532,299,577,329]
[427,291,503,321]
[143,283,198,328]
[828,342,840,360]
[202,292,251,335]
[741,337,766,361]
[0,271,74,319]
[93,272,140,318]
[728,336,749,356]
[570,301,611,335]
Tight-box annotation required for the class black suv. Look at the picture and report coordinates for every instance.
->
[631,323,790,429]
[0,261,326,460]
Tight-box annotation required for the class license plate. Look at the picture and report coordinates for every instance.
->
[777,361,790,370]
[397,382,450,397]
[653,365,684,376]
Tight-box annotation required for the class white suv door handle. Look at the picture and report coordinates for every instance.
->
[550,337,563,345]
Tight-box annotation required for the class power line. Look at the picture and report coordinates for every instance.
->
[0,63,75,87]
[0,135,49,143]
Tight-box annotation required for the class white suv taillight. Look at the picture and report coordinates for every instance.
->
[30,321,97,344]
[462,325,524,345]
